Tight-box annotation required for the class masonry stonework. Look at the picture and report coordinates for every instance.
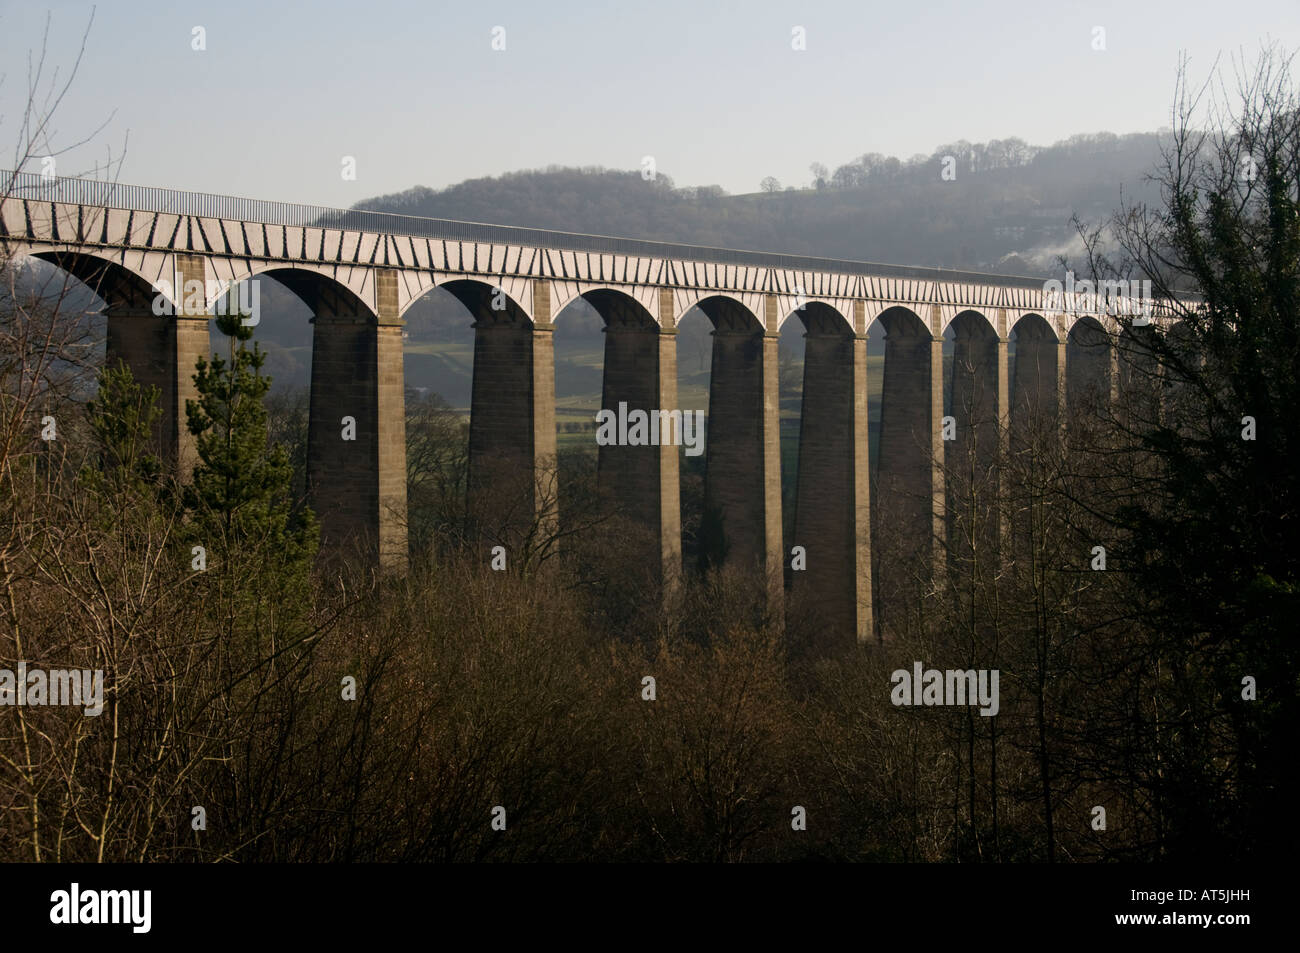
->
[2,185,1177,646]
[791,304,872,651]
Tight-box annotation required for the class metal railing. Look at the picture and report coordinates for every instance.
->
[0,168,1053,290]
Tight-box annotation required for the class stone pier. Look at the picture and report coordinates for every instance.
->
[700,296,783,614]
[790,301,872,650]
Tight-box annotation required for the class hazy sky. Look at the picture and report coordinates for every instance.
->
[2,0,1298,207]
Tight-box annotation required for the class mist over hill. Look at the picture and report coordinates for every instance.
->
[354,131,1164,274]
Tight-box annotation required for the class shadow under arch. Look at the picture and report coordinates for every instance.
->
[687,294,782,613]
[1004,312,1064,580]
[948,309,1000,462]
[19,250,152,395]
[868,305,940,640]
[24,250,200,465]
[438,277,535,327]
[783,301,871,653]
[945,309,1002,587]
[1066,315,1113,419]
[26,249,157,311]
[237,266,402,569]
[245,265,373,320]
[553,287,679,607]
[418,277,556,556]
[582,289,662,495]
[1009,312,1060,446]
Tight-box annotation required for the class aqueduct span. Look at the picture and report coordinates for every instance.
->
[0,171,1176,648]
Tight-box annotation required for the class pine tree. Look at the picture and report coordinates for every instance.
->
[183,312,317,589]
[1084,49,1300,861]
[84,360,163,496]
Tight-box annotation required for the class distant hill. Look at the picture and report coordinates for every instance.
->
[353,131,1164,274]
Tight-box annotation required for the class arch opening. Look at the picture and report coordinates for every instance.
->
[557,289,676,621]
[784,301,864,653]
[870,305,939,640]
[686,295,778,599]
[944,310,1001,583]
[1009,313,1060,445]
[1066,315,1112,419]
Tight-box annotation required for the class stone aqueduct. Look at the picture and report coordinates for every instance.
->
[1,173,1175,648]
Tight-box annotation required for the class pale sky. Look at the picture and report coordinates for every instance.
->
[1,0,1298,206]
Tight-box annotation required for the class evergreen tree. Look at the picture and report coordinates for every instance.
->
[84,360,163,496]
[1087,49,1300,861]
[183,312,317,593]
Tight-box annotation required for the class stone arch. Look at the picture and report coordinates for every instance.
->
[438,278,534,328]
[1161,319,1199,429]
[940,305,996,338]
[1011,311,1060,341]
[785,300,870,652]
[779,300,854,547]
[689,293,782,609]
[564,287,679,592]
[871,305,941,640]
[948,309,999,433]
[425,277,557,549]
[239,266,404,568]
[1066,314,1113,416]
[1166,319,1196,363]
[693,293,765,334]
[945,309,1002,584]
[22,250,204,470]
[235,263,373,319]
[777,298,851,334]
[26,249,156,311]
[546,289,607,424]
[947,311,999,453]
[782,300,853,336]
[578,287,658,330]
[1009,312,1061,435]
[1117,323,1156,361]
[779,301,854,502]
[550,283,659,326]
[396,274,538,326]
[874,304,931,340]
